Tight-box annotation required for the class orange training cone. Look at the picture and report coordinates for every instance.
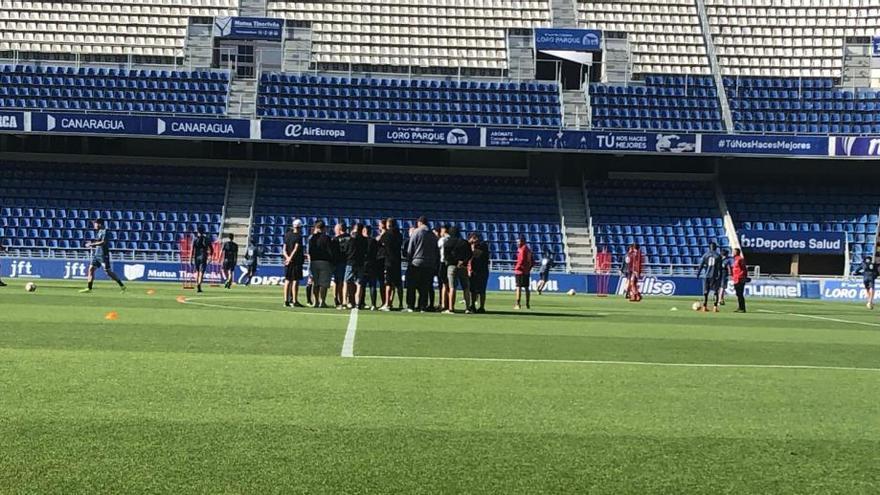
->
[104,311,119,321]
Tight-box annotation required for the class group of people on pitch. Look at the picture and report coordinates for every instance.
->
[621,241,749,312]
[274,216,552,313]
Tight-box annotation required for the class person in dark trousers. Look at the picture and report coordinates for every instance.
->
[190,226,213,293]
[443,225,473,314]
[362,224,383,310]
[468,233,490,313]
[697,241,724,312]
[379,217,404,311]
[220,233,238,289]
[853,254,878,310]
[308,220,334,308]
[238,242,261,286]
[282,219,305,307]
[536,247,555,295]
[732,247,748,313]
[331,223,349,309]
[79,218,126,293]
[513,236,533,310]
[719,248,732,305]
[343,223,367,309]
[406,216,439,312]
[0,238,7,287]
[436,225,450,312]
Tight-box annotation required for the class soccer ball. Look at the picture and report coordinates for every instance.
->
[25,282,36,292]
[691,301,701,311]
[567,289,576,296]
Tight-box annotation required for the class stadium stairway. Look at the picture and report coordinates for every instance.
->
[239,0,267,17]
[551,0,578,27]
[562,89,590,129]
[228,79,258,118]
[220,171,258,247]
[558,183,595,272]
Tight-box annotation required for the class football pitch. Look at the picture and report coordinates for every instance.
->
[1,280,878,494]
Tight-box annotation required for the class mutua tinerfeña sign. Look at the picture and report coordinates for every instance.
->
[213,16,284,41]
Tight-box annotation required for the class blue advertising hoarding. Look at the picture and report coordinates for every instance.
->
[702,134,829,156]
[485,129,697,153]
[373,125,481,147]
[0,110,25,132]
[739,230,846,254]
[535,28,602,51]
[155,116,251,139]
[873,37,880,57]
[820,279,878,302]
[261,120,369,143]
[31,112,150,135]
[213,16,284,41]
[834,136,880,157]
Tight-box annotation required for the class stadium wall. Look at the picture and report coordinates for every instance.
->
[3,256,850,301]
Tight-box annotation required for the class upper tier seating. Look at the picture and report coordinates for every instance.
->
[590,179,728,274]
[252,170,565,267]
[589,75,723,131]
[0,162,226,256]
[705,0,878,78]
[0,64,231,115]
[258,74,562,126]
[726,77,880,135]
[724,183,879,270]
[268,0,551,72]
[0,0,238,58]
[578,0,711,75]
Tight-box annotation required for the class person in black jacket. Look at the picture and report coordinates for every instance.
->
[308,220,334,308]
[379,217,404,311]
[468,232,490,313]
[362,224,383,310]
[443,226,473,313]
[343,223,367,309]
[331,223,349,309]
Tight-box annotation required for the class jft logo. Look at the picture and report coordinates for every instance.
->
[9,261,34,278]
[63,262,88,279]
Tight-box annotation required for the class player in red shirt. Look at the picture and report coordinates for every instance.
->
[513,236,533,310]
[627,243,644,302]
[731,248,748,312]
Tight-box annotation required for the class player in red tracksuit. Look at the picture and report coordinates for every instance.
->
[626,243,644,302]
[514,236,533,310]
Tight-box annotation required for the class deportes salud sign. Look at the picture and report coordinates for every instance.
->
[739,230,845,254]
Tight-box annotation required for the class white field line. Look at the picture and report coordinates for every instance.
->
[757,309,880,328]
[354,355,880,373]
[179,298,346,317]
[341,309,358,357]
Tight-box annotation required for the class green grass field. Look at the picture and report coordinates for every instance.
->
[1,279,878,494]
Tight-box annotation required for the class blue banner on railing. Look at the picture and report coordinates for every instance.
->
[834,136,880,157]
[261,120,369,143]
[739,230,846,254]
[155,116,251,139]
[873,37,880,57]
[213,16,284,41]
[535,28,602,51]
[32,112,149,135]
[373,125,481,147]
[701,134,829,156]
[591,132,697,153]
[485,129,697,153]
[724,279,818,299]
[0,110,25,132]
